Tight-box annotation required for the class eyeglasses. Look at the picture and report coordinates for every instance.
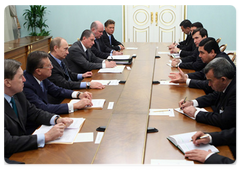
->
[38,63,53,69]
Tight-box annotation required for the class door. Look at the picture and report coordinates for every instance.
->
[124,5,185,42]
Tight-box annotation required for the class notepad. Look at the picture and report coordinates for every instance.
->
[70,99,106,108]
[149,109,175,117]
[167,131,219,154]
[175,107,208,120]
[98,65,125,73]
[33,118,85,144]
[91,80,120,85]
[159,80,179,85]
[169,53,180,58]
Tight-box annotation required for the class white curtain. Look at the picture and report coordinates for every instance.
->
[4,5,19,42]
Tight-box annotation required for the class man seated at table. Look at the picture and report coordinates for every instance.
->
[90,20,122,59]
[179,57,236,130]
[170,22,203,57]
[4,59,73,158]
[185,128,235,163]
[48,37,105,91]
[171,28,207,71]
[65,29,117,73]
[24,51,93,116]
[101,19,125,51]
[169,37,235,94]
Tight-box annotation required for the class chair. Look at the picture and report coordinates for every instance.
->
[220,44,227,52]
[216,38,221,44]
[227,52,236,65]
[68,38,80,48]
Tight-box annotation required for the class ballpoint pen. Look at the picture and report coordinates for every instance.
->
[190,134,210,142]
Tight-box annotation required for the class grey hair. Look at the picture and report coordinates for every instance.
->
[4,59,22,80]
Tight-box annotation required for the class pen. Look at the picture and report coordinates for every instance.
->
[190,134,210,141]
[180,97,187,110]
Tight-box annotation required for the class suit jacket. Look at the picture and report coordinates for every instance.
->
[101,30,123,51]
[205,128,236,163]
[188,52,236,94]
[48,54,83,90]
[195,76,236,130]
[179,47,206,71]
[177,33,193,49]
[23,71,73,114]
[65,41,103,73]
[4,92,55,158]
[91,37,113,59]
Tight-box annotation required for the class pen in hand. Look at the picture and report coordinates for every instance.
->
[190,134,209,142]
[180,96,187,110]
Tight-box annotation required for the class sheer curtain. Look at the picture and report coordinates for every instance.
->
[4,5,20,42]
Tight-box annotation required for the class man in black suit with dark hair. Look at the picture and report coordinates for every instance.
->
[179,57,236,130]
[169,37,235,94]
[185,128,235,164]
[4,59,73,159]
[101,19,125,51]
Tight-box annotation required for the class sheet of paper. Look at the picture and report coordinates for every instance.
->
[158,52,170,55]
[125,47,138,50]
[175,107,207,120]
[95,132,104,144]
[107,102,114,109]
[159,80,179,85]
[74,132,94,143]
[151,159,194,165]
[91,80,120,85]
[149,109,175,117]
[70,99,105,108]
[107,55,131,60]
[98,65,125,73]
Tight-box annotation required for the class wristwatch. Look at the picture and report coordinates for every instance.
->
[76,92,82,98]
[55,116,62,124]
[86,82,90,89]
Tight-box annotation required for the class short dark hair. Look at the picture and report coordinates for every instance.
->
[204,57,235,79]
[191,22,203,29]
[50,37,64,52]
[104,19,115,27]
[179,19,192,28]
[80,29,93,41]
[26,51,49,74]
[192,28,208,37]
[199,37,220,54]
[4,59,22,80]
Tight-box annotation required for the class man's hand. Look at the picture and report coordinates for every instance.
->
[179,98,193,109]
[169,67,188,83]
[89,82,105,89]
[182,106,197,118]
[82,71,92,78]
[112,51,123,55]
[191,131,211,146]
[57,117,73,128]
[79,91,92,100]
[105,60,116,68]
[44,123,65,143]
[73,98,93,110]
[185,149,212,163]
[171,59,180,67]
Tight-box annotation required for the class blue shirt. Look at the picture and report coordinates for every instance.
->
[4,93,57,148]
[49,53,86,88]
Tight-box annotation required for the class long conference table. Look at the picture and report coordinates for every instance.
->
[10,42,234,164]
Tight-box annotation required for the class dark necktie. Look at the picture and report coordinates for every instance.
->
[61,61,71,81]
[86,50,89,60]
[10,97,18,117]
[95,39,101,51]
[109,35,112,45]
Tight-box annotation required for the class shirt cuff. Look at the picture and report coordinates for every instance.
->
[80,82,87,89]
[71,91,79,98]
[102,60,106,68]
[205,152,215,161]
[50,115,58,125]
[192,100,199,107]
[186,78,191,86]
[110,50,113,56]
[67,103,74,113]
[77,74,83,80]
[37,133,45,148]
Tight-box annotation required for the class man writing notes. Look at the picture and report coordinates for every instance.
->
[65,29,116,73]
[48,37,104,90]
[169,37,235,94]
[90,20,122,59]
[4,59,73,158]
[179,57,236,130]
[24,51,93,115]
[185,128,235,164]
[171,28,207,71]
[101,19,125,51]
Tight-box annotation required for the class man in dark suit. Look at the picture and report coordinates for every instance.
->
[24,51,92,116]
[171,28,207,71]
[65,29,117,73]
[169,37,236,94]
[101,19,124,51]
[185,128,235,163]
[90,21,122,59]
[4,59,73,159]
[48,37,104,90]
[179,57,236,130]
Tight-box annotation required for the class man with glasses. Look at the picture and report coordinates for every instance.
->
[23,51,93,133]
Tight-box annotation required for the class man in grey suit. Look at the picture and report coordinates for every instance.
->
[4,59,73,159]
[65,29,116,73]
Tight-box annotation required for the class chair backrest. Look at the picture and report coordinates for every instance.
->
[216,38,221,44]
[220,44,227,52]
[227,52,236,65]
